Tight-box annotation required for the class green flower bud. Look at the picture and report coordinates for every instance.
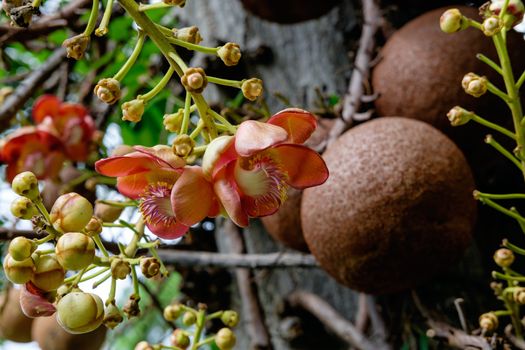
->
[8,237,36,261]
[122,99,145,123]
[140,257,160,278]
[173,26,202,44]
[94,202,123,223]
[241,78,263,101]
[56,232,95,270]
[215,328,236,350]
[31,255,65,291]
[461,72,488,98]
[12,171,39,200]
[10,197,38,220]
[439,8,466,33]
[57,292,104,334]
[479,312,498,332]
[181,67,207,94]
[84,216,103,236]
[50,193,94,233]
[182,311,196,326]
[221,310,239,327]
[494,248,514,267]
[218,42,242,66]
[481,16,502,36]
[447,106,474,126]
[3,254,34,284]
[103,303,124,329]
[111,258,131,280]
[163,110,184,133]
[163,304,183,321]
[170,329,190,349]
[94,78,121,105]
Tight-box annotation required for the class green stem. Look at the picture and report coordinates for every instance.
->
[465,18,482,30]
[189,120,204,139]
[493,270,525,281]
[517,70,525,90]
[474,191,525,200]
[34,234,55,245]
[193,94,218,139]
[195,335,215,347]
[138,2,172,11]
[494,310,513,316]
[97,199,138,208]
[485,134,522,170]
[107,277,117,305]
[92,235,110,258]
[139,66,175,102]
[124,218,144,257]
[471,114,516,140]
[33,197,52,226]
[113,31,146,81]
[167,37,219,55]
[131,265,139,296]
[503,239,525,255]
[207,76,242,88]
[83,0,100,36]
[96,0,115,36]
[477,53,503,76]
[487,81,510,103]
[190,309,207,350]
[181,91,192,135]
[478,196,525,223]
[209,109,237,134]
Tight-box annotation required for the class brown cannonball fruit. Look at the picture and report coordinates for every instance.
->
[239,0,341,24]
[301,118,476,294]
[0,288,33,342]
[32,315,106,350]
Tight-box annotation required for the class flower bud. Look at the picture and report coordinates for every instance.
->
[181,67,207,94]
[479,312,498,332]
[241,78,263,101]
[3,254,34,284]
[494,248,514,267]
[172,135,195,158]
[163,109,184,133]
[135,341,154,350]
[123,295,141,319]
[514,287,525,304]
[50,193,93,233]
[0,86,13,105]
[440,8,466,33]
[10,196,38,220]
[12,171,39,200]
[31,254,65,291]
[447,106,474,126]
[140,257,160,278]
[215,328,236,350]
[62,34,90,60]
[94,78,121,105]
[461,73,488,98]
[182,311,196,326]
[111,258,131,280]
[8,237,36,261]
[221,310,239,327]
[56,232,95,270]
[218,42,242,66]
[171,329,190,349]
[163,304,183,321]
[488,0,525,27]
[163,0,185,6]
[84,216,103,236]
[7,4,34,28]
[481,16,502,36]
[57,292,104,334]
[103,303,124,329]
[94,202,123,223]
[122,99,145,123]
[173,26,203,44]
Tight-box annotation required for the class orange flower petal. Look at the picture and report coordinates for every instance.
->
[134,145,185,169]
[171,166,216,226]
[213,165,249,227]
[242,195,281,218]
[145,220,189,240]
[271,144,329,189]
[116,169,180,199]
[32,95,60,124]
[95,153,156,177]
[267,108,317,144]
[235,120,288,157]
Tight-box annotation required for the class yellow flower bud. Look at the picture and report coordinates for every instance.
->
[56,232,95,270]
[479,312,498,332]
[173,26,203,44]
[3,254,34,284]
[215,328,236,350]
[447,106,474,126]
[221,310,239,327]
[10,197,38,220]
[163,0,185,6]
[103,303,124,329]
[57,292,104,334]
[218,42,242,66]
[50,193,94,233]
[172,135,195,158]
[481,16,502,36]
[111,258,131,280]
[94,78,121,105]
[135,341,154,350]
[461,73,488,98]
[241,78,263,101]
[163,304,183,321]
[8,237,36,261]
[62,34,90,60]
[122,99,145,123]
[12,171,39,200]
[514,287,525,304]
[439,8,465,33]
[84,216,103,236]
[182,311,196,326]
[493,248,514,267]
[171,329,190,349]
[163,110,184,133]
[181,67,207,94]
[31,255,65,291]
[140,257,160,278]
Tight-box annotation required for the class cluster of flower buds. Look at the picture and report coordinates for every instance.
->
[483,0,525,28]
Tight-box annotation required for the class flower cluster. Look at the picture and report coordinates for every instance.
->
[96,109,329,239]
[0,95,98,182]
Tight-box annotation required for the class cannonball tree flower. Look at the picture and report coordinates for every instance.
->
[171,108,329,227]
[95,145,216,239]
[32,95,96,162]
[0,126,65,182]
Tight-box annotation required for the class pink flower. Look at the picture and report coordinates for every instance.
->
[171,108,329,227]
[19,282,56,318]
[95,145,213,239]
[33,95,96,162]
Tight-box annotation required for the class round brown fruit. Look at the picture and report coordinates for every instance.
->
[0,288,33,342]
[301,117,476,294]
[239,0,341,24]
[32,315,106,350]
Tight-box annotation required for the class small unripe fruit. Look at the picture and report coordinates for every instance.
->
[56,232,95,270]
[12,171,39,200]
[57,292,104,334]
[215,328,236,350]
[31,255,65,291]
[163,304,182,321]
[94,202,123,223]
[8,237,36,261]
[111,259,131,280]
[50,193,94,233]
[221,310,239,327]
[494,248,515,267]
[10,197,38,220]
[4,254,34,284]
[182,311,196,326]
[170,329,190,349]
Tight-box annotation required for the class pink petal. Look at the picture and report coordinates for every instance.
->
[32,95,60,124]
[171,166,216,226]
[242,195,281,218]
[134,145,185,169]
[271,144,329,189]
[145,220,189,240]
[20,284,56,318]
[202,136,236,179]
[117,169,180,199]
[267,108,317,144]
[213,164,249,227]
[235,120,288,157]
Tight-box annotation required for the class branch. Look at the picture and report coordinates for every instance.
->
[0,47,66,131]
[287,291,391,350]
[325,0,382,148]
